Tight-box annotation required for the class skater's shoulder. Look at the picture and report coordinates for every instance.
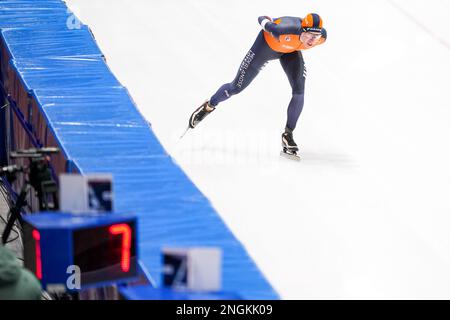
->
[272,16,302,24]
[269,16,302,34]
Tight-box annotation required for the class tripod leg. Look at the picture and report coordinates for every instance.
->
[1,186,28,244]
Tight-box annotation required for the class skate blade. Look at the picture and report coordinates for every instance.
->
[179,125,191,140]
[280,151,301,161]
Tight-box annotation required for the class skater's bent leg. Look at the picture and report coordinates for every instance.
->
[286,93,304,131]
[280,51,306,131]
[210,31,279,107]
[209,65,259,106]
[210,83,237,106]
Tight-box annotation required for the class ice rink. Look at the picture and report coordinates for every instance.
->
[66,0,450,299]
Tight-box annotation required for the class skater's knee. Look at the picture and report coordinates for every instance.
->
[291,78,305,95]
[291,92,305,100]
[292,87,305,95]
[227,82,243,96]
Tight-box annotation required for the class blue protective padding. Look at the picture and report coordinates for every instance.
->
[0,0,67,8]
[33,88,148,128]
[1,26,103,59]
[0,1,71,29]
[11,57,122,92]
[119,286,242,300]
[0,0,279,299]
[31,88,166,161]
[0,14,72,29]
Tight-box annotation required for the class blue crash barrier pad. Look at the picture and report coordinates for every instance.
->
[31,88,165,162]
[0,0,279,299]
[0,1,68,8]
[0,2,71,29]
[11,57,122,91]
[1,26,103,59]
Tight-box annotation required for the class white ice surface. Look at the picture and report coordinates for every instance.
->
[66,0,450,299]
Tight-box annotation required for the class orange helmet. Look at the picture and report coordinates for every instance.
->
[301,13,323,33]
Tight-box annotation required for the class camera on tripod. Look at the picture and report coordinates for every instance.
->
[7,147,59,210]
[1,147,60,244]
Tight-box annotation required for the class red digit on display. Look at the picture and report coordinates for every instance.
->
[109,223,132,272]
[32,229,42,280]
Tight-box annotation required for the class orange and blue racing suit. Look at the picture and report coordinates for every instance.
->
[209,16,327,131]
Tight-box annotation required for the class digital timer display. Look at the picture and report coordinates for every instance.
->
[73,221,137,285]
[23,213,138,290]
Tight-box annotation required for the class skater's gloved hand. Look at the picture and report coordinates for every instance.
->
[258,15,272,29]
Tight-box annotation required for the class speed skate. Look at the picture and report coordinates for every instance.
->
[280,148,300,161]
[280,130,300,161]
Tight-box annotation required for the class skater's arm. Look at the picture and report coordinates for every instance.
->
[258,16,273,31]
[258,16,301,39]
[258,15,283,38]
